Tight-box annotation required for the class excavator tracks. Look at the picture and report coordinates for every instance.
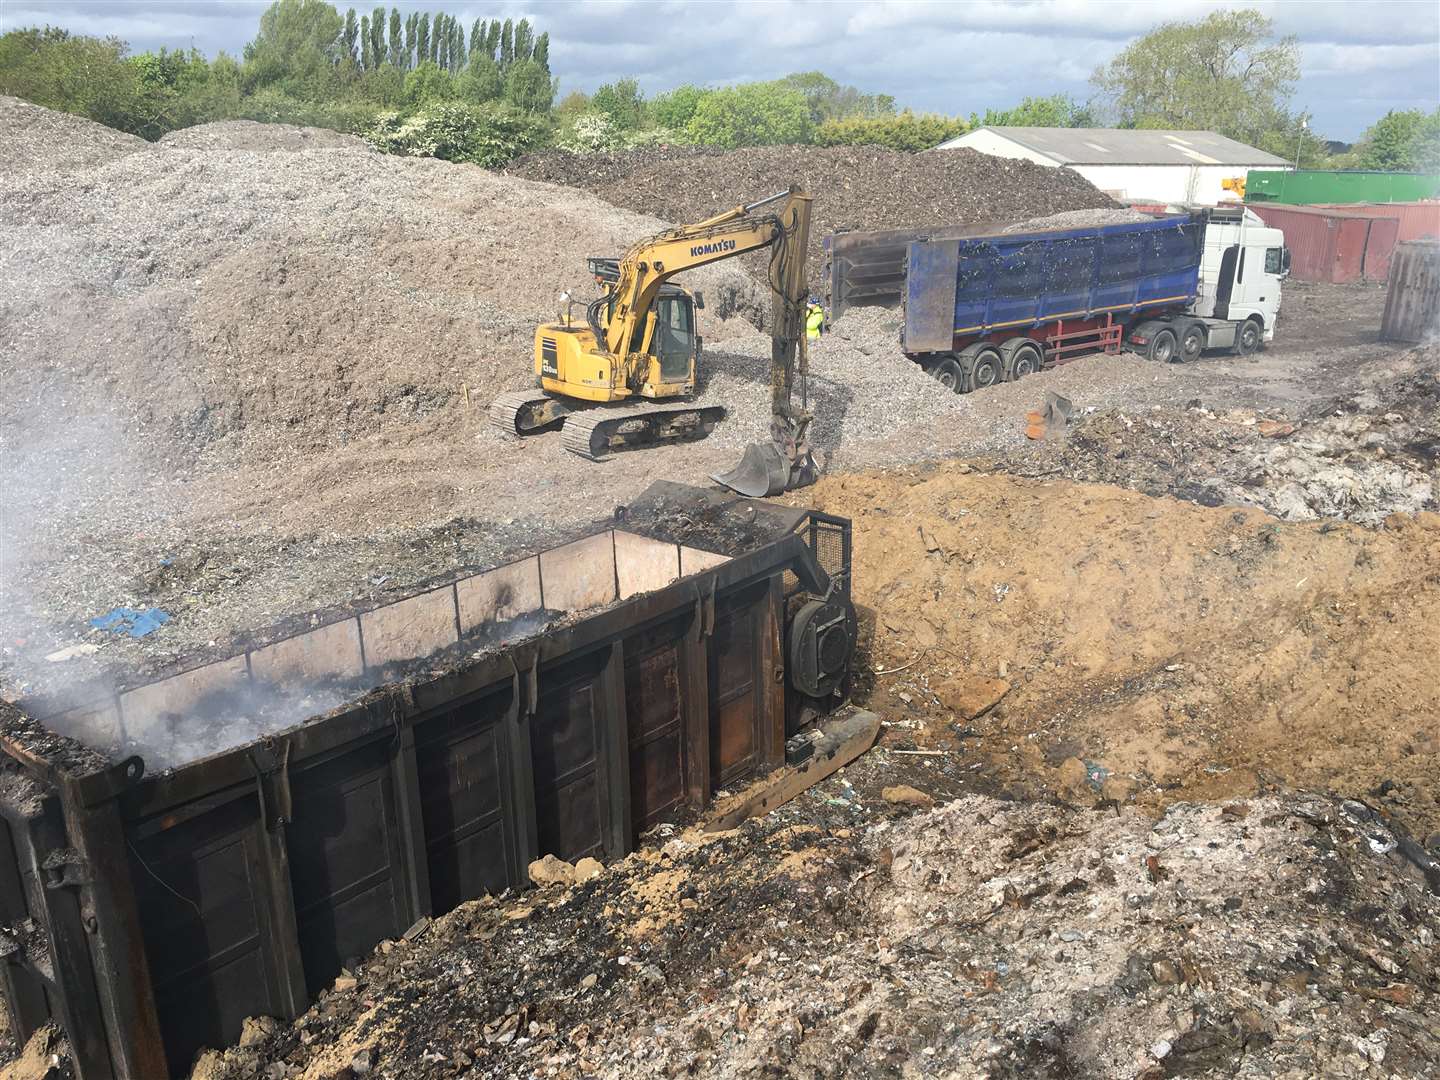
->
[561,402,728,461]
[488,390,570,436]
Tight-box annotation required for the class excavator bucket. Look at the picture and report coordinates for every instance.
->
[711,441,818,497]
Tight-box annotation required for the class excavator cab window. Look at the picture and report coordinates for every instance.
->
[653,296,696,380]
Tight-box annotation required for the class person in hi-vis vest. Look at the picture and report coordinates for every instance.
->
[806,298,824,340]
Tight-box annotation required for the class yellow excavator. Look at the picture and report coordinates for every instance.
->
[489,187,817,496]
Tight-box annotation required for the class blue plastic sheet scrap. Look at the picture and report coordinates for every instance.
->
[89,607,171,639]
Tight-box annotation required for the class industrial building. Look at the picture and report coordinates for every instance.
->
[937,126,1290,207]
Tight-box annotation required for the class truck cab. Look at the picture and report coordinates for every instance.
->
[1193,206,1288,343]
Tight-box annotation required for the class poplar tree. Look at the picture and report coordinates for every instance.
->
[470,18,483,59]
[405,12,417,68]
[533,31,549,74]
[416,13,429,64]
[341,8,359,64]
[369,7,385,68]
[513,18,532,63]
[359,13,372,69]
[388,8,402,67]
[484,21,500,61]
[500,18,513,68]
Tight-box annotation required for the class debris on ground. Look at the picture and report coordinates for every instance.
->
[1045,345,1439,523]
[188,792,1440,1079]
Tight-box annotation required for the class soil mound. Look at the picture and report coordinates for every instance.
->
[158,119,367,152]
[505,144,1117,268]
[0,106,762,463]
[0,94,146,176]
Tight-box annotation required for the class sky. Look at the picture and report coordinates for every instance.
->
[2,0,1437,142]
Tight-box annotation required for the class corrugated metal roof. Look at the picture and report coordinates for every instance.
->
[938,127,1289,167]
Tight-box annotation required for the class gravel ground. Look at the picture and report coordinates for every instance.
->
[0,94,146,176]
[1001,207,1160,233]
[505,144,1118,271]
[157,119,367,152]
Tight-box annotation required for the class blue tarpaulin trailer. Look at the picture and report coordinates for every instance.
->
[903,213,1205,354]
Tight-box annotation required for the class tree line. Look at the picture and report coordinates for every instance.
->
[337,10,548,76]
[0,3,1435,172]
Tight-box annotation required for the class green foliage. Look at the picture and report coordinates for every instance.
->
[514,18,534,63]
[457,56,502,103]
[650,84,708,132]
[685,82,811,148]
[591,77,644,130]
[387,8,402,68]
[367,100,546,165]
[403,61,453,106]
[533,32,549,74]
[777,71,895,125]
[416,13,430,64]
[972,94,1093,129]
[505,58,553,114]
[1352,108,1440,171]
[816,110,967,152]
[243,0,343,97]
[341,9,358,65]
[1091,9,1300,147]
[500,19,513,67]
[1253,113,1329,168]
[557,111,622,152]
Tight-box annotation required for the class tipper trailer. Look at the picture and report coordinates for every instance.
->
[900,208,1290,392]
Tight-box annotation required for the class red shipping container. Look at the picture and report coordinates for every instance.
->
[1361,216,1400,281]
[1246,203,1396,283]
[1314,202,1440,242]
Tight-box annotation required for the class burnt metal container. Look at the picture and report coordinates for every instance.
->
[1381,240,1440,343]
[0,483,854,1078]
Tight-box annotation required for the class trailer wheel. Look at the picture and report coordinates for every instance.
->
[970,347,1003,390]
[1178,323,1205,363]
[1007,341,1043,379]
[1235,319,1262,356]
[932,357,966,393]
[1147,328,1177,363]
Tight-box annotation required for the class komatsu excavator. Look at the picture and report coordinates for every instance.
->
[489,187,817,496]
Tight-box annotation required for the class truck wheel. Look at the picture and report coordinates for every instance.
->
[933,357,966,393]
[970,347,1003,390]
[1009,342,1043,379]
[1147,328,1177,363]
[1235,319,1261,356]
[1179,323,1205,363]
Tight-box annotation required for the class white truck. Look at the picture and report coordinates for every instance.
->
[895,207,1291,391]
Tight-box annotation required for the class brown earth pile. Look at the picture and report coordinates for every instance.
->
[504,144,1118,269]
[798,464,1440,836]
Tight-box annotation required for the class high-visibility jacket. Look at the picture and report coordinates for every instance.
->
[806,305,824,340]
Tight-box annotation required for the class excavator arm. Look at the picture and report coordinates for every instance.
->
[604,188,817,496]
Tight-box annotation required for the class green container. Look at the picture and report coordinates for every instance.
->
[1246,170,1440,205]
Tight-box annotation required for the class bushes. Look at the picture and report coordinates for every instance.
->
[816,111,967,152]
[684,83,811,149]
[367,101,547,165]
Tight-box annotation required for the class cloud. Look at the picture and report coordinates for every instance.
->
[3,0,1435,139]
